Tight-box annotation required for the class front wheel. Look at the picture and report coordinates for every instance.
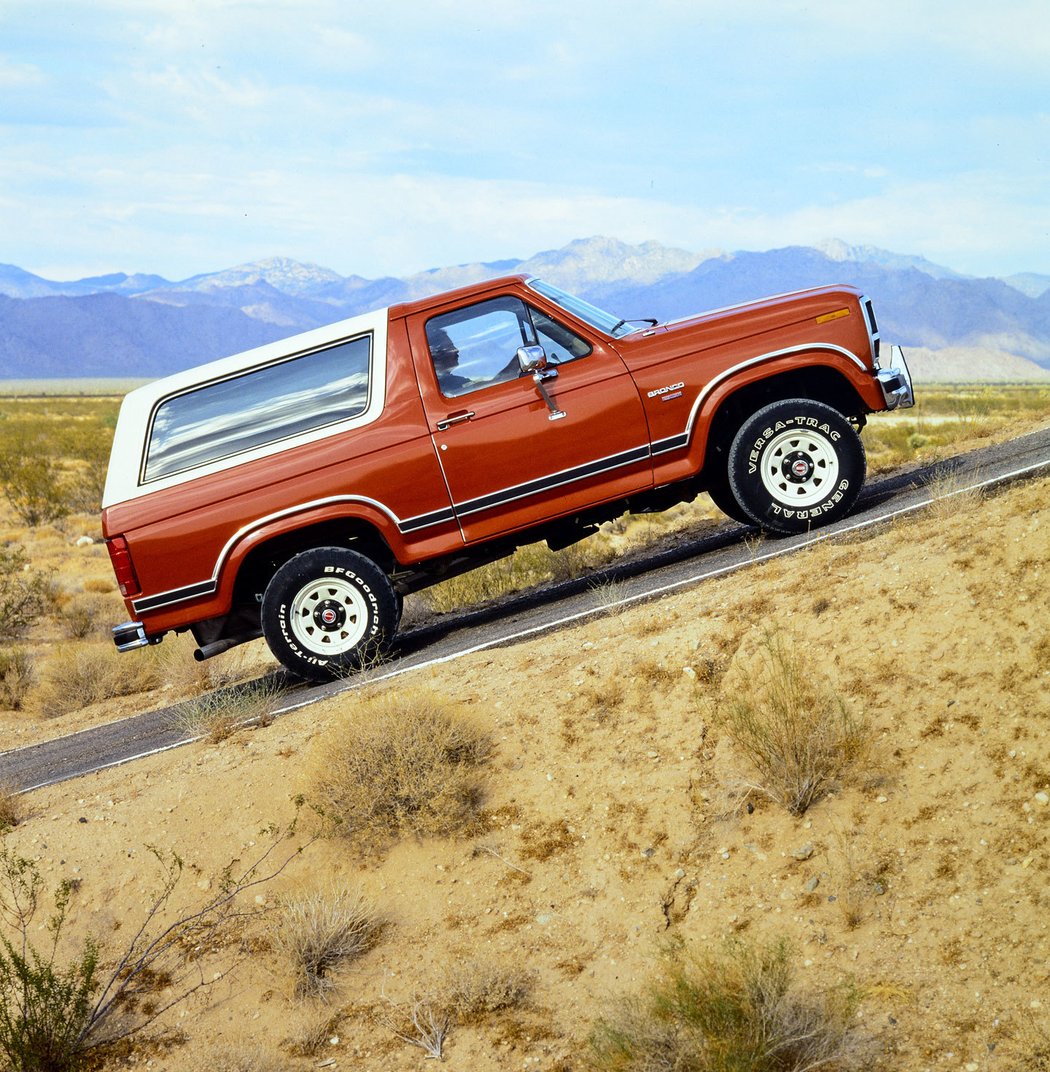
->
[727,399,865,535]
[261,547,397,680]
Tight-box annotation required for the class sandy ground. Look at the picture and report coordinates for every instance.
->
[1,471,1047,1071]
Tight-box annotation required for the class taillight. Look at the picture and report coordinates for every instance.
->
[107,535,141,598]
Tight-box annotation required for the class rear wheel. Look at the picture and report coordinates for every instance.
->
[261,546,397,680]
[727,399,865,534]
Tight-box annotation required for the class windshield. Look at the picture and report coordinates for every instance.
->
[526,278,639,339]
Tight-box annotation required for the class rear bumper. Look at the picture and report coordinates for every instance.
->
[112,620,158,652]
[875,345,915,410]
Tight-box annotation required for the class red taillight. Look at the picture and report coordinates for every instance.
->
[107,535,141,598]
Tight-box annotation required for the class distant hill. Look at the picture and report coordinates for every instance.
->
[2,239,1049,379]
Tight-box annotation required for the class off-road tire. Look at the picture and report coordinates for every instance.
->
[705,473,755,525]
[261,546,397,681]
[727,399,865,534]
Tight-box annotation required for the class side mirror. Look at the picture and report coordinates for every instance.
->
[516,345,548,374]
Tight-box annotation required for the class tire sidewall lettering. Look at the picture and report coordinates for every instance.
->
[727,400,866,535]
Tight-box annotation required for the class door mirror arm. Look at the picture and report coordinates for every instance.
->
[517,346,566,420]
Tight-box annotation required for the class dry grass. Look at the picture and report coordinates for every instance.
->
[437,957,532,1023]
[0,646,35,711]
[171,676,284,743]
[714,629,871,815]
[277,886,383,1000]
[589,937,866,1072]
[30,642,163,717]
[923,465,985,520]
[308,689,491,853]
[0,785,21,834]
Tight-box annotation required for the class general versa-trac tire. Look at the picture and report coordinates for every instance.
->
[726,399,865,535]
[261,546,397,681]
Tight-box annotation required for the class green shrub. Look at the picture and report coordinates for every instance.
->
[0,827,306,1072]
[0,852,100,1072]
[0,448,71,527]
[590,938,865,1072]
[0,547,52,641]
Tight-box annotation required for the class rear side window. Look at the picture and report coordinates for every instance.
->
[143,335,371,482]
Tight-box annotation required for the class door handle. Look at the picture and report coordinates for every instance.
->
[436,410,475,431]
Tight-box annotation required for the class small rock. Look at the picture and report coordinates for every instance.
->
[792,843,815,861]
[75,535,94,547]
[641,847,655,859]
[804,876,821,893]
[1034,792,1049,806]
[682,666,696,679]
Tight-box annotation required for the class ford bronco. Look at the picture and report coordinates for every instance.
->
[102,274,913,679]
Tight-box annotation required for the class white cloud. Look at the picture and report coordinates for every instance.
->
[0,59,44,87]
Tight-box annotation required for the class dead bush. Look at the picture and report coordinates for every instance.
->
[589,937,867,1072]
[0,647,35,711]
[277,886,383,1000]
[172,677,283,743]
[438,957,532,1023]
[31,643,162,717]
[309,689,490,853]
[0,786,21,834]
[716,629,870,815]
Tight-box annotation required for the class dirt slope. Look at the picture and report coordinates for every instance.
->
[2,474,1048,1070]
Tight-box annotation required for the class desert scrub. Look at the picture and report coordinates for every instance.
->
[308,689,490,853]
[0,545,52,641]
[714,629,870,815]
[589,937,865,1072]
[437,957,532,1023]
[0,829,304,1072]
[277,886,383,999]
[31,643,163,717]
[0,647,35,711]
[171,676,284,743]
[0,787,20,834]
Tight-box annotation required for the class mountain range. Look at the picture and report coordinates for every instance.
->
[2,237,1049,380]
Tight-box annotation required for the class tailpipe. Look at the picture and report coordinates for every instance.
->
[193,635,253,662]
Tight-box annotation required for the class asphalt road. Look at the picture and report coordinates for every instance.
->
[3,424,1048,794]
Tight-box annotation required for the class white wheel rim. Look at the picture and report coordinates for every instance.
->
[289,577,369,655]
[759,428,840,507]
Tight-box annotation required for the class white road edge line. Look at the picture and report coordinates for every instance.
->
[11,454,1048,792]
[273,455,1050,713]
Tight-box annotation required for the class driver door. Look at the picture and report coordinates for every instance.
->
[408,293,652,544]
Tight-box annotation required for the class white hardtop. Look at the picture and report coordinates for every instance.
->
[103,306,390,510]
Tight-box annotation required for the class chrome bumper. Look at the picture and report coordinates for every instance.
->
[876,345,915,410]
[112,620,156,652]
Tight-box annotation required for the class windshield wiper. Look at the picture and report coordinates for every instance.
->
[610,317,659,334]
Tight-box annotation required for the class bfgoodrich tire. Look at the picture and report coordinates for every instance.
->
[727,399,865,535]
[261,547,397,681]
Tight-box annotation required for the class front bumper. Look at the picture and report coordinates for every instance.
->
[875,345,915,410]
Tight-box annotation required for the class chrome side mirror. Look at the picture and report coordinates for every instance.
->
[516,344,548,374]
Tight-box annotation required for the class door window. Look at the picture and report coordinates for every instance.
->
[426,297,591,398]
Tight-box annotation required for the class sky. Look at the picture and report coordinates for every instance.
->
[1,0,1048,282]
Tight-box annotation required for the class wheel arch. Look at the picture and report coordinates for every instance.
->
[697,362,870,483]
[220,508,398,614]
